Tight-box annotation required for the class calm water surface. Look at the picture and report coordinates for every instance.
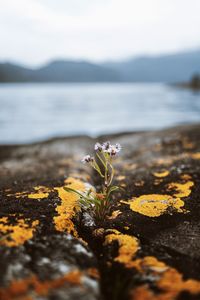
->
[0,83,199,144]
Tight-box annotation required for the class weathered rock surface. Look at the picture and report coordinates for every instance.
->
[0,124,200,300]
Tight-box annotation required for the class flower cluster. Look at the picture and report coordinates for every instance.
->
[81,142,121,164]
[65,141,122,221]
[94,141,121,156]
[81,155,94,164]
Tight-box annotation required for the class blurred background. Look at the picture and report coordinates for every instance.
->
[0,0,200,144]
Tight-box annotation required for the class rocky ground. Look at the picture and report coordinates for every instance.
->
[0,124,200,300]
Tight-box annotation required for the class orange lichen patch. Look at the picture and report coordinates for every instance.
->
[28,186,52,199]
[107,210,122,220]
[103,230,200,298]
[131,286,158,300]
[191,152,200,159]
[153,170,169,178]
[167,181,194,198]
[0,270,82,300]
[121,194,185,217]
[0,218,39,247]
[86,268,100,279]
[104,230,140,267]
[53,177,86,237]
[130,256,168,273]
[131,256,200,300]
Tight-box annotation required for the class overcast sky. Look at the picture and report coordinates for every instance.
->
[0,0,200,66]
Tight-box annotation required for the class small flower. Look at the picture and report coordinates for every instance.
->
[115,143,122,152]
[102,141,111,151]
[108,146,117,156]
[103,143,122,156]
[94,142,103,151]
[81,155,94,164]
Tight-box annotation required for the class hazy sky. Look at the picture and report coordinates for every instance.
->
[0,0,200,66]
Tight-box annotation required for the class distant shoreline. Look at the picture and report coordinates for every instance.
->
[175,82,200,91]
[0,123,199,149]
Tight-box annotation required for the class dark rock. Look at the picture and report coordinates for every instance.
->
[1,124,200,299]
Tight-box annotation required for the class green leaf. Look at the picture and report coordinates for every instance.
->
[107,185,119,198]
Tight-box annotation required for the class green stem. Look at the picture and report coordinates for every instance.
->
[96,152,106,168]
[108,163,114,186]
[92,160,105,178]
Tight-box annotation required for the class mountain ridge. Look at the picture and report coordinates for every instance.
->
[0,49,200,83]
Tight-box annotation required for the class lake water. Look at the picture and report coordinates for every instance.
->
[0,83,199,144]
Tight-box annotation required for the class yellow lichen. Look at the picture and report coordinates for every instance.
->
[121,178,194,217]
[28,193,49,199]
[7,186,52,200]
[153,170,169,178]
[104,230,139,267]
[53,177,86,237]
[107,210,122,220]
[0,218,39,247]
[103,228,200,298]
[131,256,200,300]
[167,181,194,198]
[28,186,52,199]
[121,194,185,217]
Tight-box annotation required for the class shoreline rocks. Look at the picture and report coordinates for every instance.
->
[0,124,200,299]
